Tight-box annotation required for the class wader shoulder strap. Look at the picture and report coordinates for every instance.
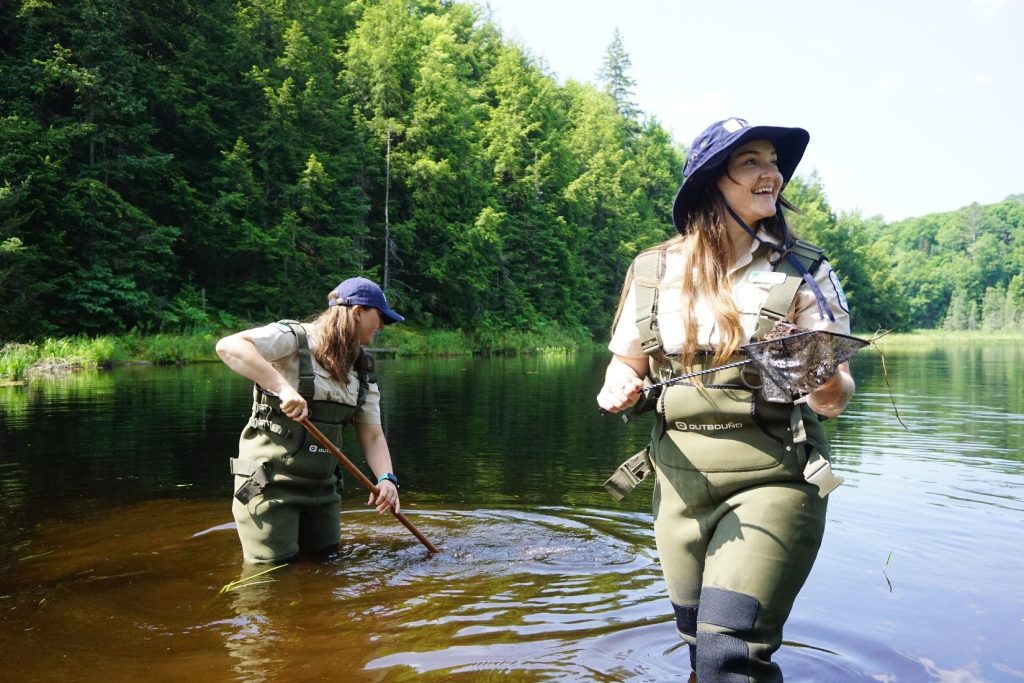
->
[778,240,825,277]
[354,350,376,410]
[277,319,315,401]
[753,240,826,340]
[278,321,374,412]
[633,248,667,355]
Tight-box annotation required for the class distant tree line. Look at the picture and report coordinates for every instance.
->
[863,197,1024,331]
[1,0,1020,343]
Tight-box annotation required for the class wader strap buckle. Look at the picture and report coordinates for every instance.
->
[246,416,291,437]
[803,450,844,498]
[637,291,661,354]
[655,355,676,383]
[231,459,272,504]
[603,447,654,501]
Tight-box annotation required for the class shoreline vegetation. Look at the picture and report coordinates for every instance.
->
[869,329,1024,347]
[1,327,1021,384]
[0,323,601,383]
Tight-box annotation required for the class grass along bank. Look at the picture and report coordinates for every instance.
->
[867,329,1024,348]
[0,330,222,383]
[6,327,1019,383]
[1,322,602,383]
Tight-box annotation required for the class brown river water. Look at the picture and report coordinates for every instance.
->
[1,346,1023,681]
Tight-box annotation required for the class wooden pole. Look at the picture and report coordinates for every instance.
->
[298,417,439,553]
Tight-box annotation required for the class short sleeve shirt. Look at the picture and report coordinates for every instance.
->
[609,232,852,358]
[247,323,382,424]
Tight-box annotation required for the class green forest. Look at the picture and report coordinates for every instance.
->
[2,0,1023,346]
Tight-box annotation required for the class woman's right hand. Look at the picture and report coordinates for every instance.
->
[216,330,306,418]
[276,385,309,420]
[596,355,648,413]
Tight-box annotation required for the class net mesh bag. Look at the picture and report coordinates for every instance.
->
[742,321,870,403]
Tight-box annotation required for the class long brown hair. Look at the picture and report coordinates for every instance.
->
[611,184,799,370]
[677,188,745,367]
[309,292,363,381]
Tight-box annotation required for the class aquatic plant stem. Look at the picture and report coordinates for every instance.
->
[298,417,440,554]
[218,563,287,594]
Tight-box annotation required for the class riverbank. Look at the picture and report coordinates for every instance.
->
[867,329,1024,347]
[5,327,1020,384]
[0,323,600,383]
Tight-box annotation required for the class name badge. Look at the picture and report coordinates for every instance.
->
[749,270,788,285]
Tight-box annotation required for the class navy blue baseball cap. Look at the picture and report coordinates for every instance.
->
[671,117,809,233]
[329,277,404,324]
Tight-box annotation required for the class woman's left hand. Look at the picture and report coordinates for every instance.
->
[369,480,400,514]
[806,361,855,417]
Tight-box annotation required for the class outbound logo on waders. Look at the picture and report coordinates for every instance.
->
[674,420,744,431]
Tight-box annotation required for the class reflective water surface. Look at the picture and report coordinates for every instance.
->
[1,345,1023,682]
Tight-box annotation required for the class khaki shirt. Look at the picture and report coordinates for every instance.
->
[248,323,382,424]
[609,232,851,358]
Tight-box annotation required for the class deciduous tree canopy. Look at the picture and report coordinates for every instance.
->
[1,0,1019,342]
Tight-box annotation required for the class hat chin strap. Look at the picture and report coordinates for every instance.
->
[720,193,836,324]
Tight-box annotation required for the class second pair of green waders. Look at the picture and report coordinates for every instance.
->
[229,321,373,564]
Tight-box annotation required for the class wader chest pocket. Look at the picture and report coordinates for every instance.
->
[285,403,349,480]
[656,385,797,473]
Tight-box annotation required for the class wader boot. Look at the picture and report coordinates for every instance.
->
[229,321,373,563]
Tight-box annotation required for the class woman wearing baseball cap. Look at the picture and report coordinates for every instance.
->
[216,277,405,564]
[597,118,854,681]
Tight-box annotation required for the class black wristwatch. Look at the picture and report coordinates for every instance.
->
[377,472,399,487]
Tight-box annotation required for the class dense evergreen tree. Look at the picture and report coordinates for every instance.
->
[1,0,180,336]
[481,43,576,330]
[597,28,638,122]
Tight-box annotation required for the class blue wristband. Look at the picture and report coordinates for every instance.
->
[377,472,398,487]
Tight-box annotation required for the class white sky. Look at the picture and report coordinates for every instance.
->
[474,0,1023,222]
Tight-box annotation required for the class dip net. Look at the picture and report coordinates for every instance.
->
[742,321,871,403]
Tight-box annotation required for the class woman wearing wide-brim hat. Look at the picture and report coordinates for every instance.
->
[217,277,405,564]
[597,118,855,682]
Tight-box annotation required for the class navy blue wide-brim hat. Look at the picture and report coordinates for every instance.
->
[671,117,809,233]
[329,276,405,324]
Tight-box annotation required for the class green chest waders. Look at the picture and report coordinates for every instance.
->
[613,244,837,683]
[229,321,374,563]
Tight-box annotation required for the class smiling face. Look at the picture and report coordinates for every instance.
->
[715,139,783,227]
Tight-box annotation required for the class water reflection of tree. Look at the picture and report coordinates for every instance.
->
[841,344,1024,465]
